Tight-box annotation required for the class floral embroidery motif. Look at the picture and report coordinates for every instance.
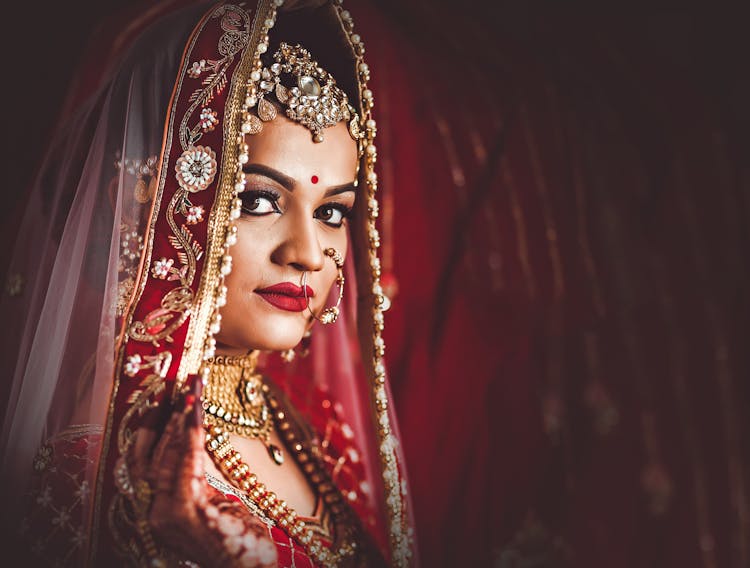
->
[71,529,86,547]
[188,59,208,79]
[179,5,252,153]
[124,354,142,377]
[51,509,71,528]
[496,515,569,567]
[74,481,91,502]
[120,229,144,264]
[36,485,53,507]
[151,257,175,280]
[185,204,205,225]
[23,426,103,563]
[175,145,217,193]
[123,352,172,380]
[33,444,53,473]
[199,107,219,132]
[116,223,146,317]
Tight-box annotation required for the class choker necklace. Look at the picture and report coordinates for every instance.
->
[202,351,284,465]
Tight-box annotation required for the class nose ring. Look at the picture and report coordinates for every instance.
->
[302,248,344,325]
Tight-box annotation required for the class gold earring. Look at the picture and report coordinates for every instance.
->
[281,329,312,363]
[303,248,344,325]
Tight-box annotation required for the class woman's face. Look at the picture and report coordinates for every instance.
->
[215,116,358,354]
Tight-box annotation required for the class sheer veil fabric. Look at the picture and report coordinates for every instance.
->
[0,1,416,565]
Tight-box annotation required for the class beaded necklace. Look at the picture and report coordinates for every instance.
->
[202,354,359,566]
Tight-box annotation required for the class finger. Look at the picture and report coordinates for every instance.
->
[173,427,208,508]
[130,427,157,474]
[149,409,189,494]
[147,380,203,496]
[128,398,174,482]
[184,374,204,430]
[173,393,208,503]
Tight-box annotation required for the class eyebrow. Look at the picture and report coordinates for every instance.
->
[242,163,357,197]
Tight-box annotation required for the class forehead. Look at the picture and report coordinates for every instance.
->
[244,116,358,184]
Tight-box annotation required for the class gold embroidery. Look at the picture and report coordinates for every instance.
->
[118,352,171,456]
[180,6,252,151]
[128,7,250,349]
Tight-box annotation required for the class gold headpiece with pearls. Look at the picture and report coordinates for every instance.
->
[243,42,362,143]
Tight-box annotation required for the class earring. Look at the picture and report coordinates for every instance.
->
[303,248,344,325]
[281,329,312,363]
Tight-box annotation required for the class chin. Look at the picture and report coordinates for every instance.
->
[249,333,303,352]
[218,316,306,353]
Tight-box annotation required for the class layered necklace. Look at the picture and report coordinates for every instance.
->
[202,352,284,465]
[201,353,359,566]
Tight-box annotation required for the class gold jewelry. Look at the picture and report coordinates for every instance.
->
[245,43,362,143]
[204,386,358,566]
[201,352,284,465]
[303,248,344,325]
[281,329,312,363]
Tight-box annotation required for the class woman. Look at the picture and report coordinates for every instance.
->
[0,1,415,566]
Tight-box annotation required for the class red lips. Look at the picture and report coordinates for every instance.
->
[255,282,314,312]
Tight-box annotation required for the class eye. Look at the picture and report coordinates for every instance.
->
[315,203,351,228]
[240,190,281,216]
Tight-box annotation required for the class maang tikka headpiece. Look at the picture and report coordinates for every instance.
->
[244,42,362,143]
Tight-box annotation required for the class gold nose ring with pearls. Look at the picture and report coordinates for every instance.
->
[302,248,344,325]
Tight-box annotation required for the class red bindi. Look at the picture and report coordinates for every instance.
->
[311,175,319,184]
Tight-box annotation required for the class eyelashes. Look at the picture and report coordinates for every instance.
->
[315,203,352,227]
[239,189,352,228]
[240,189,281,216]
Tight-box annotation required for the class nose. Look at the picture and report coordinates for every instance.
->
[271,213,325,272]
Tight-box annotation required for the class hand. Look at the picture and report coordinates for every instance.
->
[129,383,277,567]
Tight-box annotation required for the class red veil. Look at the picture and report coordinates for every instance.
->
[0,1,415,565]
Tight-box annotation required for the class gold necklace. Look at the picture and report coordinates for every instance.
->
[202,364,359,566]
[201,352,283,465]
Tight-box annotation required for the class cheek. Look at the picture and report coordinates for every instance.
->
[221,233,264,312]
